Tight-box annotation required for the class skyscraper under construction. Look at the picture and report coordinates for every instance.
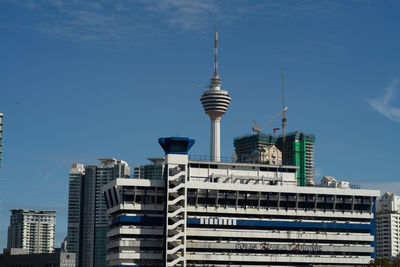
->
[276,131,315,186]
[234,131,315,186]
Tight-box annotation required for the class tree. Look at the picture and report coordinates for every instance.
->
[369,258,394,267]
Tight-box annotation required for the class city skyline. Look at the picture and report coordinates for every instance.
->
[0,0,400,249]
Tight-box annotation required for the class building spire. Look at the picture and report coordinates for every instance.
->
[210,25,221,90]
[214,25,218,78]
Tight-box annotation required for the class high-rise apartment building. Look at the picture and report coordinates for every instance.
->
[66,159,130,267]
[66,164,84,261]
[133,157,164,180]
[376,192,400,259]
[7,209,56,254]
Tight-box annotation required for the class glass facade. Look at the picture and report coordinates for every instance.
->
[67,160,130,267]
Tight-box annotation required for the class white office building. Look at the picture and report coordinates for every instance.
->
[376,192,400,259]
[103,137,379,267]
[7,209,56,254]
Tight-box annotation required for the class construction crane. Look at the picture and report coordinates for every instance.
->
[281,69,287,144]
[252,107,288,135]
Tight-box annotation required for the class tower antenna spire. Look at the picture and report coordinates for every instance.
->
[214,25,218,77]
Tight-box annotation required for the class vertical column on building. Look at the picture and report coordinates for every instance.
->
[164,153,188,267]
[159,137,194,267]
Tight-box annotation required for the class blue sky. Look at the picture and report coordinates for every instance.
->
[0,0,400,248]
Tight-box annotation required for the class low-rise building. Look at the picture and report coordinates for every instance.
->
[0,248,76,267]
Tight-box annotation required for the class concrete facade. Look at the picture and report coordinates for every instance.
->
[103,137,379,267]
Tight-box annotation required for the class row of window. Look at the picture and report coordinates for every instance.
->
[109,186,374,215]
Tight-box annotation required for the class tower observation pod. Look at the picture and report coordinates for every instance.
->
[200,27,231,162]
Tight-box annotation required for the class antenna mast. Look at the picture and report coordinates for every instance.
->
[281,68,287,145]
[214,25,218,77]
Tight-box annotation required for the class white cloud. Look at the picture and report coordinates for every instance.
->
[367,79,400,123]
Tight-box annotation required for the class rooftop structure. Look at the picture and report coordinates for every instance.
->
[200,27,231,162]
[320,176,349,189]
[7,209,56,254]
[103,137,379,267]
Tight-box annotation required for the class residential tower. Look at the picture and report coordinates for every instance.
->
[66,159,130,267]
[7,209,56,254]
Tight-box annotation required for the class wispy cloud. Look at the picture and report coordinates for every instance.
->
[367,79,400,123]
[2,0,221,44]
[3,0,157,44]
[144,0,218,30]
[1,0,371,44]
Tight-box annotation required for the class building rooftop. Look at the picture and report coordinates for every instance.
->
[10,209,56,214]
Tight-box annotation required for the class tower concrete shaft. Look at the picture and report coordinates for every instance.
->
[210,118,220,161]
[200,28,231,162]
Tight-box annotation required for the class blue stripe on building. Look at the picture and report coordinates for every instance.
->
[187,218,371,231]
[114,216,372,231]
[111,216,163,225]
